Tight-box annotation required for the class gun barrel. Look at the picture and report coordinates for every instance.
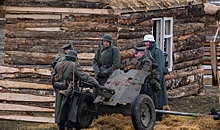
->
[156,109,218,118]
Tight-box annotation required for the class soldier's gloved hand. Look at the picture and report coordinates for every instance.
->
[94,80,101,88]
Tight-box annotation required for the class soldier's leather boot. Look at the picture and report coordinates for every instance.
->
[156,108,163,121]
[58,120,66,130]
[67,127,73,130]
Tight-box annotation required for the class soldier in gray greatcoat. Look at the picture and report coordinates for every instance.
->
[143,34,168,121]
[93,34,121,97]
[51,43,74,68]
[51,50,100,130]
[134,46,160,109]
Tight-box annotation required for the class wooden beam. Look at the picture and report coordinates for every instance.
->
[25,27,61,31]
[204,69,212,75]
[4,6,120,15]
[218,71,220,103]
[0,103,54,112]
[167,83,200,99]
[0,80,53,90]
[204,77,212,85]
[0,92,55,102]
[5,14,61,19]
[204,51,220,56]
[210,41,218,85]
[0,66,52,76]
[0,115,54,123]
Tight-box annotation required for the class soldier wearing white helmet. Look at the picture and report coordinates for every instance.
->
[143,34,168,122]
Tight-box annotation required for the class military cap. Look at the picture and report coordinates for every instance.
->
[134,46,146,54]
[62,43,73,50]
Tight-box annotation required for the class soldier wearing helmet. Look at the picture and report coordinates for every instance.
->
[52,50,100,130]
[52,43,74,68]
[93,34,121,97]
[143,34,168,121]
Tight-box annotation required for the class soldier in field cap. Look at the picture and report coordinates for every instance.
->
[52,50,100,130]
[52,43,74,68]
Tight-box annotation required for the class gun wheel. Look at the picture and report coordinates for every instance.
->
[74,92,95,129]
[131,94,156,130]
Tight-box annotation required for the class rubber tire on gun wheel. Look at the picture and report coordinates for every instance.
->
[74,92,95,129]
[131,94,156,130]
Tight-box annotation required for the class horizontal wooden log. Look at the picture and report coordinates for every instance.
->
[5,6,119,15]
[0,80,53,90]
[166,74,203,90]
[204,77,212,85]
[6,14,118,24]
[5,38,101,53]
[5,0,107,9]
[204,69,212,75]
[203,57,220,65]
[172,34,205,52]
[129,8,188,20]
[173,47,204,63]
[174,16,206,24]
[0,115,54,123]
[0,103,54,112]
[172,58,203,70]
[120,58,137,69]
[6,14,61,20]
[118,31,150,39]
[118,26,152,32]
[165,68,203,80]
[4,51,94,65]
[120,49,135,59]
[204,51,220,56]
[167,83,200,99]
[5,30,117,40]
[0,92,55,102]
[6,22,118,32]
[118,19,153,26]
[0,74,51,84]
[173,23,204,34]
[0,66,51,76]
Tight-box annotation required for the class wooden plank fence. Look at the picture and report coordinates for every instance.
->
[203,20,220,85]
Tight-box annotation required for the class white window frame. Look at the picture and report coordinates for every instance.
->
[152,17,173,71]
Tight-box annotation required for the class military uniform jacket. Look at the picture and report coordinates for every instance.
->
[136,55,152,73]
[51,60,99,123]
[52,60,99,86]
[93,44,121,77]
[145,43,168,108]
[54,51,66,63]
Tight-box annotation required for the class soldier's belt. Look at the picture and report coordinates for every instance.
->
[101,65,111,68]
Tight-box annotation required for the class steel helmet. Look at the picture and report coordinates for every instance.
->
[102,34,112,43]
[66,50,77,59]
[143,35,155,42]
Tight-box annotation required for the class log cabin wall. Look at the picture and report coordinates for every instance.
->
[118,4,205,98]
[0,0,205,122]
[0,0,119,122]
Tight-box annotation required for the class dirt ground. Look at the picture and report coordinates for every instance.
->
[0,85,220,130]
